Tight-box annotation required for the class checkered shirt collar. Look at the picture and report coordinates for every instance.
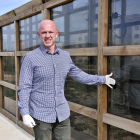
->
[40,44,60,55]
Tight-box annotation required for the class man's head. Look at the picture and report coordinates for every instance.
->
[37,20,59,51]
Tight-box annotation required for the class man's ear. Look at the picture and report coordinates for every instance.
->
[37,32,41,39]
[56,31,59,38]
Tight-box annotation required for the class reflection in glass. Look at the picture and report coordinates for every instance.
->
[19,13,42,51]
[108,125,140,140]
[32,16,36,22]
[32,34,36,38]
[51,6,63,16]
[72,0,89,10]
[109,0,140,46]
[53,17,64,32]
[70,111,97,140]
[27,26,29,31]
[70,10,88,32]
[2,26,7,30]
[3,87,16,116]
[2,57,15,84]
[69,33,88,48]
[108,56,140,122]
[51,0,98,49]
[65,57,98,109]
[26,18,29,24]
[2,23,15,52]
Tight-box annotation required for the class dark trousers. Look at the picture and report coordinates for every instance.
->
[33,117,71,140]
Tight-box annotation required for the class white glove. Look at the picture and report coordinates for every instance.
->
[105,73,116,89]
[22,114,36,128]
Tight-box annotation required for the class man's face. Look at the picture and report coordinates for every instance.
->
[37,21,58,50]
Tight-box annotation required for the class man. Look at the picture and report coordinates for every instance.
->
[113,56,140,120]
[18,20,115,140]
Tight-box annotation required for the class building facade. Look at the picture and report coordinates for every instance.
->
[0,0,140,139]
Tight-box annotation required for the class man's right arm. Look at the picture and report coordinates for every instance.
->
[18,54,33,117]
[18,54,36,128]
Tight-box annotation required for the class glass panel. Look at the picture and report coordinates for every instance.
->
[3,87,16,116]
[70,10,88,32]
[19,13,42,51]
[70,111,97,140]
[53,17,64,32]
[65,56,98,109]
[72,0,89,10]
[108,125,140,140]
[108,56,140,122]
[2,57,15,84]
[2,23,15,52]
[109,0,140,46]
[51,0,98,49]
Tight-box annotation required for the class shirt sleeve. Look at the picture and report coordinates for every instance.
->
[18,54,33,116]
[68,55,106,85]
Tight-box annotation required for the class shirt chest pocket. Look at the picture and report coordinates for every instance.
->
[34,65,54,80]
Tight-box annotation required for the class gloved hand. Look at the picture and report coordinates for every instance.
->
[22,114,36,128]
[105,73,116,89]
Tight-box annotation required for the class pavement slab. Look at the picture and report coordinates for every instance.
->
[0,113,34,140]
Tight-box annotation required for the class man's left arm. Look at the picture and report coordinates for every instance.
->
[68,57,115,88]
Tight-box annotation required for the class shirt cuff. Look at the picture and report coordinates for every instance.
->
[20,108,29,116]
[98,76,106,84]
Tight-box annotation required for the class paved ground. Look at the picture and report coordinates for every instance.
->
[0,113,34,140]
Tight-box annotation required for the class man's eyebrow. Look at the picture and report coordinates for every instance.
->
[41,30,46,32]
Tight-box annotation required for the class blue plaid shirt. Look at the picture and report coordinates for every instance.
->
[18,44,105,123]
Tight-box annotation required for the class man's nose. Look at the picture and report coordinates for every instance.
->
[45,33,50,37]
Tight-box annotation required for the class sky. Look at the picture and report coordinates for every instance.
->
[0,0,31,16]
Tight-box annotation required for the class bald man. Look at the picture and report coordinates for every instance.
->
[18,20,115,140]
